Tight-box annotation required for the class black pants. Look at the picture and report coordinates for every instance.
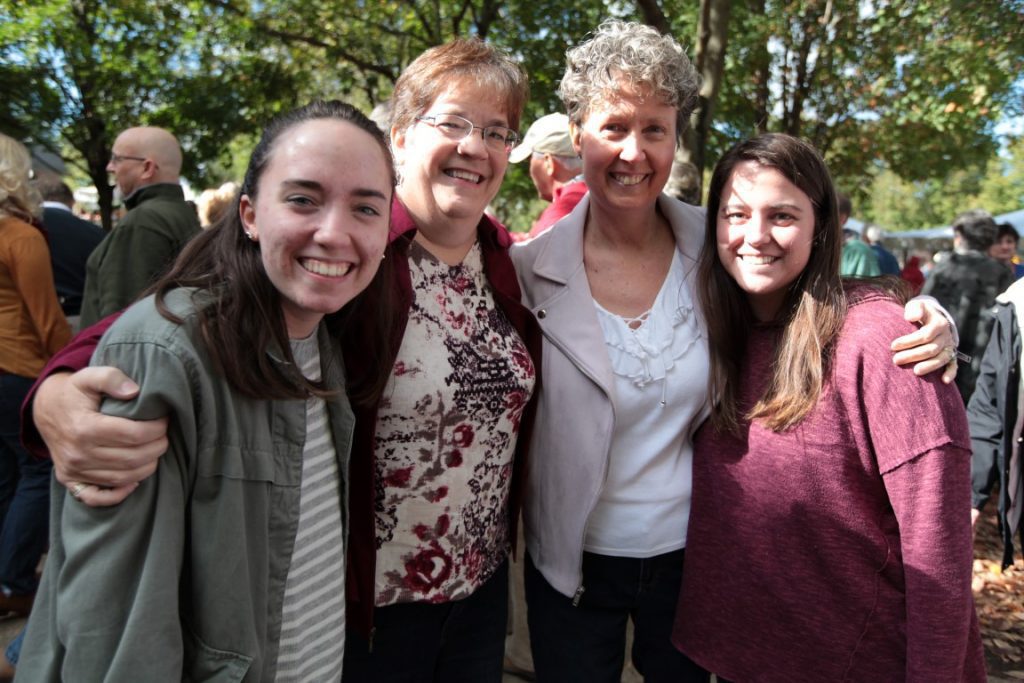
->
[343,559,508,682]
[0,372,50,596]
[524,550,709,683]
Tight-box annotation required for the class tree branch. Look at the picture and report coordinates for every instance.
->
[634,0,671,35]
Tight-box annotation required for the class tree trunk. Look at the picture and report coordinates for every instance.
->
[677,0,731,197]
[784,14,818,137]
[752,0,771,134]
[635,0,672,35]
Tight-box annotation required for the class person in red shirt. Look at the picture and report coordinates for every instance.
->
[901,253,927,294]
[508,113,586,239]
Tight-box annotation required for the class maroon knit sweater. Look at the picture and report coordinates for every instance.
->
[674,292,986,682]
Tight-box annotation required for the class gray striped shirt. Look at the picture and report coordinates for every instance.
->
[275,334,346,681]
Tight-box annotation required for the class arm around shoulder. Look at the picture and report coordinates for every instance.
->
[22,312,171,501]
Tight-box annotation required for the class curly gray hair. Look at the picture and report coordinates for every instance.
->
[558,19,700,140]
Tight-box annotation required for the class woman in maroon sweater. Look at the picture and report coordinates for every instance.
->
[674,134,985,681]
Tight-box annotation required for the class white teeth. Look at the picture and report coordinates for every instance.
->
[301,259,352,277]
[613,173,646,186]
[446,169,482,183]
[743,255,777,265]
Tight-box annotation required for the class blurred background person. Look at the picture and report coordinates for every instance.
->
[509,112,585,239]
[922,208,1013,401]
[665,156,701,206]
[36,178,104,330]
[837,193,880,277]
[901,253,926,295]
[864,223,901,275]
[967,276,1024,569]
[989,221,1024,280]
[0,133,71,621]
[194,181,239,229]
[81,126,200,327]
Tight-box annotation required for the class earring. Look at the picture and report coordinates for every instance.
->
[245,230,257,241]
[381,251,387,261]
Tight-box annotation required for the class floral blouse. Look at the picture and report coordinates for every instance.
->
[373,240,535,606]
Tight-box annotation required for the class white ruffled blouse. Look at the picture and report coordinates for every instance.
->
[585,250,712,557]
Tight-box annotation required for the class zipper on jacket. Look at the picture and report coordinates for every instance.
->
[571,584,585,607]
[368,626,375,653]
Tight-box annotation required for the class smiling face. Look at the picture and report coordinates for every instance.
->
[391,78,510,236]
[717,160,817,322]
[240,118,392,338]
[571,83,676,218]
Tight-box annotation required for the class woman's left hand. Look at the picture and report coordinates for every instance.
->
[890,298,958,384]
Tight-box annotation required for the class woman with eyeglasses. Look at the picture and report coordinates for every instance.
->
[20,39,539,682]
[336,38,539,682]
[0,133,70,623]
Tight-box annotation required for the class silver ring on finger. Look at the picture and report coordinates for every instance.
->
[70,482,87,500]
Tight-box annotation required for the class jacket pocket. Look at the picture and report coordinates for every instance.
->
[196,443,302,487]
[183,626,253,682]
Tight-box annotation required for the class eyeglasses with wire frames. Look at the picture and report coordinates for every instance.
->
[109,153,148,165]
[415,114,519,152]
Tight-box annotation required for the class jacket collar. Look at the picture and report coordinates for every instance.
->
[529,193,705,285]
[124,182,186,210]
[388,196,513,252]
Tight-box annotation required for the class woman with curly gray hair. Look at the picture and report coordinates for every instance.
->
[512,20,711,681]
[0,133,70,621]
[512,19,957,682]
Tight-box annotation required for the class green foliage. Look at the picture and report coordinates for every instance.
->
[863,137,1024,231]
[709,0,1023,192]
[0,0,304,226]
[1,0,1021,230]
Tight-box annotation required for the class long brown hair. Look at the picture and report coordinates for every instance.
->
[699,133,845,433]
[147,100,396,403]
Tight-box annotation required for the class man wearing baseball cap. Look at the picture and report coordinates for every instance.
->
[509,113,586,238]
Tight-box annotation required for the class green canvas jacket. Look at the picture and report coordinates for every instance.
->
[19,288,353,682]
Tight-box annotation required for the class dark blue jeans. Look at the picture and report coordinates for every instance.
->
[525,550,709,683]
[0,373,51,596]
[343,558,508,682]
